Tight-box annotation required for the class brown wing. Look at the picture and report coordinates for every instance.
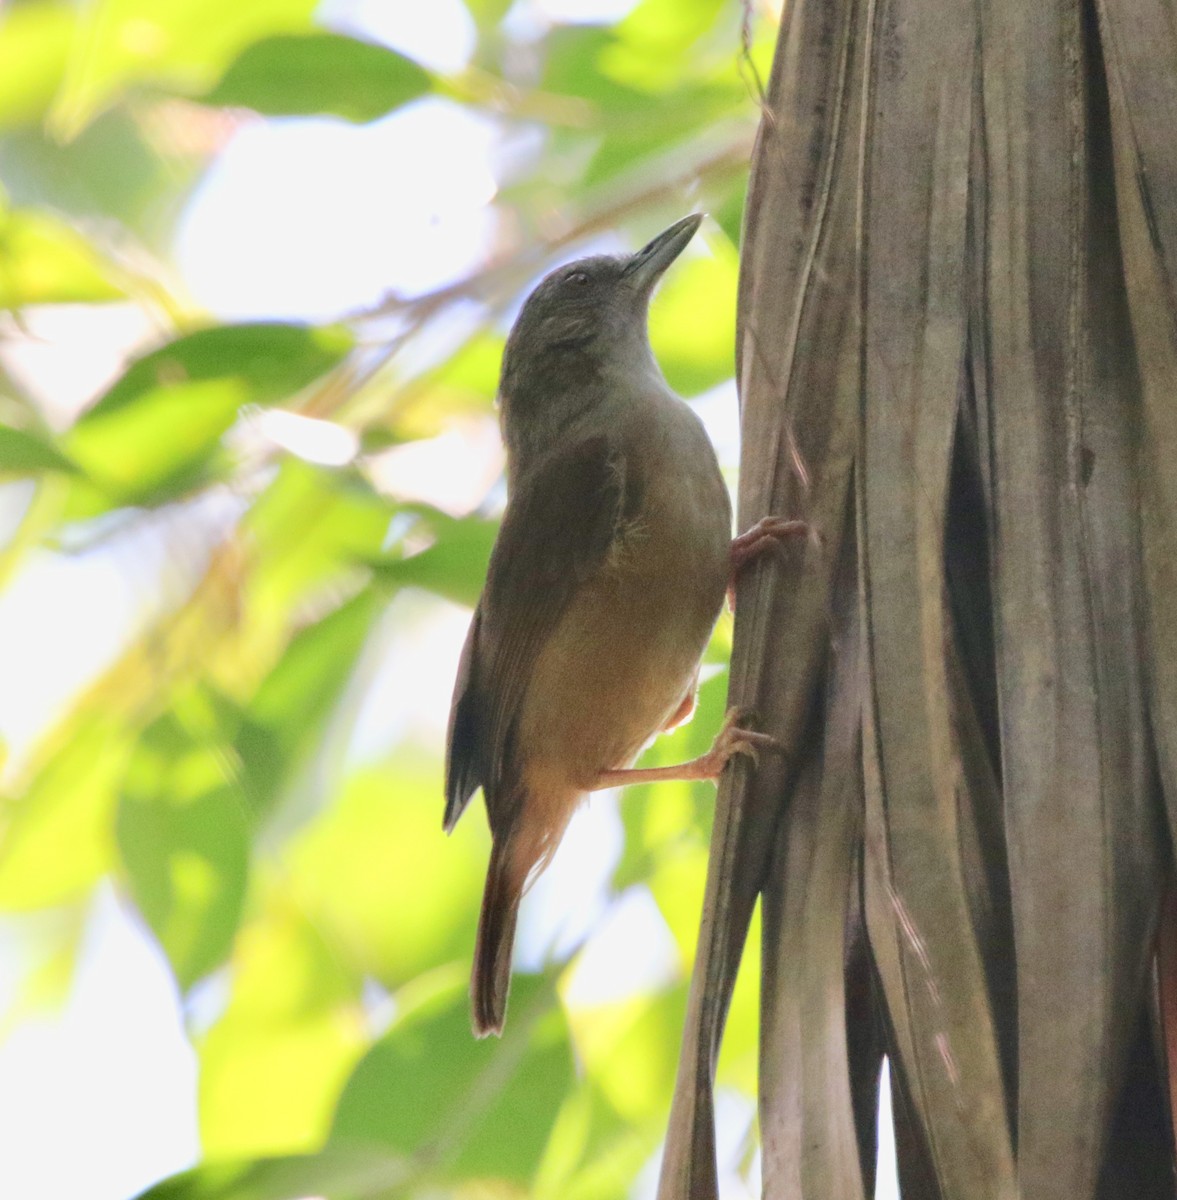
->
[444,434,629,833]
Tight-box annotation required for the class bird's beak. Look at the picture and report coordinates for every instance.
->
[623,213,703,293]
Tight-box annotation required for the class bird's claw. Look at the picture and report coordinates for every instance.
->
[728,516,817,611]
[705,708,785,776]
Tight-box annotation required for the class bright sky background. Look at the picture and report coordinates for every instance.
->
[0,2,900,1197]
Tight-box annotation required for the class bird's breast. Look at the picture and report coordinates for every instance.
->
[516,401,731,791]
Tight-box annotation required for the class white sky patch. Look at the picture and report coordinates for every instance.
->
[0,546,145,766]
[517,791,624,966]
[346,593,474,762]
[531,0,638,23]
[319,0,477,72]
[366,417,503,514]
[247,407,360,466]
[562,885,678,1006]
[877,1062,899,1200]
[690,379,741,472]
[0,490,243,771]
[0,481,35,549]
[0,304,156,430]
[714,1088,758,1200]
[174,100,500,322]
[0,888,198,1200]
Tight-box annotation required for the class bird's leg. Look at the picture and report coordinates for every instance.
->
[590,708,782,790]
[660,675,699,732]
[728,516,810,610]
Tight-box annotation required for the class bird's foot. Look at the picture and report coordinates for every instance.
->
[688,706,783,778]
[591,707,782,790]
[727,516,813,610]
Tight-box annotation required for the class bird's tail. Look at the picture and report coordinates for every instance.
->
[472,834,530,1038]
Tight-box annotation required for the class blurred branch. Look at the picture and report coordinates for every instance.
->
[312,125,755,431]
[358,125,754,325]
[443,69,598,128]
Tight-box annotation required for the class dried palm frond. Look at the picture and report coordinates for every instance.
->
[659,1,1177,1195]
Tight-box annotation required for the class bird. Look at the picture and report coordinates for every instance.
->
[444,214,805,1036]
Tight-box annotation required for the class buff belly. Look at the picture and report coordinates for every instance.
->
[515,531,728,806]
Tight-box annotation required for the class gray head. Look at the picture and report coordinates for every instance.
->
[498,215,702,435]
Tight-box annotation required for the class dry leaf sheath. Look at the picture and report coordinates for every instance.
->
[659,1,1177,1197]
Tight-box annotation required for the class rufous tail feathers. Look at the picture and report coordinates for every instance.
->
[472,835,529,1037]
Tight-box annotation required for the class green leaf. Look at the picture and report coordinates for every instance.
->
[463,0,514,30]
[46,0,320,139]
[134,1146,409,1200]
[0,108,204,246]
[570,989,688,1126]
[429,333,503,398]
[0,426,79,476]
[204,33,432,123]
[66,323,352,504]
[82,323,354,422]
[532,1081,657,1200]
[331,974,575,1186]
[0,576,247,914]
[712,178,746,250]
[647,237,737,396]
[68,375,244,504]
[248,589,379,733]
[0,2,74,130]
[0,207,123,308]
[398,332,502,432]
[117,710,249,989]
[0,717,131,910]
[607,0,734,89]
[285,758,487,986]
[542,27,649,114]
[246,461,395,622]
[199,905,366,1157]
[370,506,497,608]
[234,586,384,821]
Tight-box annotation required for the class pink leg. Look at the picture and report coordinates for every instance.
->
[728,516,811,609]
[661,676,699,732]
[590,708,782,791]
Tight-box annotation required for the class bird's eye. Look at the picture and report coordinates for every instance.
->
[567,271,589,285]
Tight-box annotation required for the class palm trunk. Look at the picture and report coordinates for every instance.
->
[659,0,1177,1195]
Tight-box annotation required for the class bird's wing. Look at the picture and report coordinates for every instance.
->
[444,433,630,833]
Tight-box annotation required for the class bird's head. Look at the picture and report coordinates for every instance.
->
[499,213,702,404]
